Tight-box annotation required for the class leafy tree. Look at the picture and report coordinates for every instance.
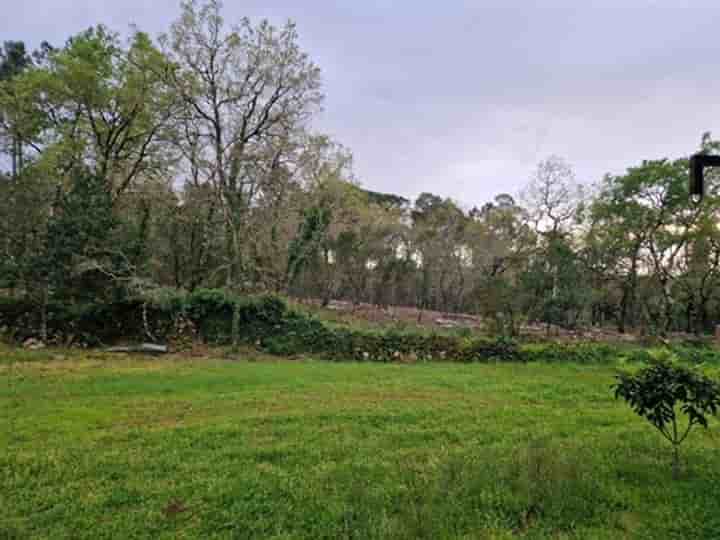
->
[592,153,713,334]
[363,189,409,208]
[0,41,32,80]
[284,140,357,302]
[44,172,117,297]
[519,157,588,332]
[287,205,332,293]
[0,41,33,177]
[412,193,467,312]
[468,194,533,334]
[520,234,590,332]
[334,202,401,308]
[6,0,720,344]
[614,359,720,478]
[10,170,117,341]
[0,172,53,295]
[2,27,176,199]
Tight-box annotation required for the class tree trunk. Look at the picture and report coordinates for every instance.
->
[231,297,241,351]
[663,291,673,336]
[11,137,17,179]
[142,301,156,341]
[618,287,628,334]
[229,223,242,350]
[620,257,639,333]
[701,303,709,335]
[40,284,48,344]
[190,200,216,291]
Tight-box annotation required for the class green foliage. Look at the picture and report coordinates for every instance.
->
[43,172,118,296]
[183,290,287,343]
[0,41,32,81]
[27,25,172,185]
[0,292,521,362]
[622,348,655,364]
[669,343,720,365]
[362,188,409,208]
[614,360,720,476]
[286,205,332,287]
[6,0,720,345]
[0,291,286,347]
[262,316,520,363]
[522,342,619,364]
[10,290,720,367]
[520,235,591,330]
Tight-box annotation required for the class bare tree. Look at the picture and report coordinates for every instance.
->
[161,0,322,346]
[523,156,584,236]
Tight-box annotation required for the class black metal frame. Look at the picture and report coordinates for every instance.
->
[690,154,720,199]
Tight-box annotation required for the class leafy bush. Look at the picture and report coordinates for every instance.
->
[621,348,655,364]
[0,291,284,346]
[8,291,714,368]
[613,360,720,478]
[461,335,520,362]
[0,298,151,345]
[0,297,35,340]
[522,342,618,364]
[670,344,720,365]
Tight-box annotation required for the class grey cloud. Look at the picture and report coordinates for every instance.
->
[3,0,720,207]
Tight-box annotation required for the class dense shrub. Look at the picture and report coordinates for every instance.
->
[0,291,288,345]
[181,290,287,343]
[263,321,522,363]
[4,292,720,365]
[0,298,153,345]
[670,344,720,365]
[0,292,523,362]
[521,342,618,364]
[0,297,34,339]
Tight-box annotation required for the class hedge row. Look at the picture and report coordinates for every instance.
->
[0,290,287,347]
[0,291,520,362]
[1,291,717,364]
[262,313,520,362]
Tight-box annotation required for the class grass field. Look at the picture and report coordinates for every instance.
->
[2,346,720,539]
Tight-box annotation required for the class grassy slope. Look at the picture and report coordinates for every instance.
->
[1,347,719,539]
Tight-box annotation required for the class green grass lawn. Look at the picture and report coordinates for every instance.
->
[2,347,719,539]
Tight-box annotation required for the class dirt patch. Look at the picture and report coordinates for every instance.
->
[294,298,661,344]
[295,298,482,330]
[162,499,189,518]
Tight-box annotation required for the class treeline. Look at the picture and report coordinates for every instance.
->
[2,0,720,343]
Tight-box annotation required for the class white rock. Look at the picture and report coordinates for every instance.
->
[23,338,45,350]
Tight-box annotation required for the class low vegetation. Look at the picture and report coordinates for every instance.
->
[614,359,720,478]
[5,291,720,367]
[2,346,720,539]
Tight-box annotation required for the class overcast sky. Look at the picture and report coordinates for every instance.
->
[4,1,720,207]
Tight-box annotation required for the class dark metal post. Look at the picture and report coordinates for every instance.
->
[689,154,720,200]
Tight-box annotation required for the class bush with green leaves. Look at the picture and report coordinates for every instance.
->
[613,360,720,477]
[262,318,519,363]
[9,291,714,368]
[670,343,720,365]
[522,342,618,364]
